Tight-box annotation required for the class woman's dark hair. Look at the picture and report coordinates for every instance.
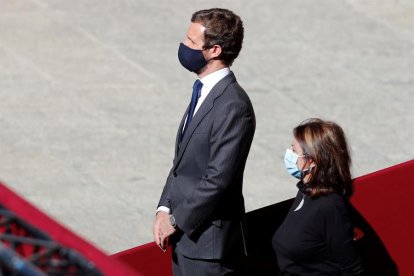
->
[191,8,244,66]
[294,118,353,198]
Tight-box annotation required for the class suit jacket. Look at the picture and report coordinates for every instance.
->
[158,72,256,260]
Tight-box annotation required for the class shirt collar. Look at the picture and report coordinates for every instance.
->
[199,67,231,92]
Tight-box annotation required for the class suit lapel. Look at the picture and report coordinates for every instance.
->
[173,72,236,168]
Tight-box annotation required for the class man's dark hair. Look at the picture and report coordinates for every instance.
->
[191,8,244,66]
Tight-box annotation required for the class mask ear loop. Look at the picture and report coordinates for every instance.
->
[299,169,309,181]
[299,155,315,180]
[203,44,221,62]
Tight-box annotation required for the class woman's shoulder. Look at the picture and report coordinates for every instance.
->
[314,192,349,214]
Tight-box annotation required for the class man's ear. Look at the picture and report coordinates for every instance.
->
[208,45,222,59]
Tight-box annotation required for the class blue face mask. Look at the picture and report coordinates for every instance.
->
[284,148,308,179]
[178,43,207,72]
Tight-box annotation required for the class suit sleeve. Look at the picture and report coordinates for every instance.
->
[157,167,174,210]
[157,110,187,210]
[173,100,255,237]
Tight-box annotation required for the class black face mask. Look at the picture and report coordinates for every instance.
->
[177,43,207,72]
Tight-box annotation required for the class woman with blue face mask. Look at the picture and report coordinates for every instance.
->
[272,118,363,275]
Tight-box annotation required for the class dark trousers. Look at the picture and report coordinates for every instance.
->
[172,248,245,276]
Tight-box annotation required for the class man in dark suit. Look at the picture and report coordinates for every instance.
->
[154,8,256,275]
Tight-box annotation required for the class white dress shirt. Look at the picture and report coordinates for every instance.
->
[157,67,231,215]
[194,67,230,115]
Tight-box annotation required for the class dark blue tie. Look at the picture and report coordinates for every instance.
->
[182,79,202,137]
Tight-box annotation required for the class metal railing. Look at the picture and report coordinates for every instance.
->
[0,205,102,276]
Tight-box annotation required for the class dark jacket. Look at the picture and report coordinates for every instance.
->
[158,72,256,259]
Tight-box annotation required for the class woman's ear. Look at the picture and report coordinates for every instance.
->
[308,159,316,169]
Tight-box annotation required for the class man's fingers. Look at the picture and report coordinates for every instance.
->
[157,242,166,252]
[153,213,173,252]
[153,218,162,244]
[157,233,166,252]
[160,233,166,247]
[155,232,161,244]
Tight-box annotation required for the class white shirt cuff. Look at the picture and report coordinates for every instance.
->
[156,206,171,214]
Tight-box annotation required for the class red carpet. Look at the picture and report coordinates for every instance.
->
[351,160,414,275]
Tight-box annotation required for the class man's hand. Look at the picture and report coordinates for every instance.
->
[153,211,177,252]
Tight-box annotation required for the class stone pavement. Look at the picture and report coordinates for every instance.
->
[0,0,413,254]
